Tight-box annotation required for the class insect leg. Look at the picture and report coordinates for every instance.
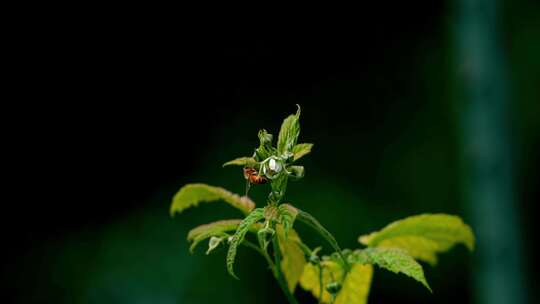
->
[244,177,251,196]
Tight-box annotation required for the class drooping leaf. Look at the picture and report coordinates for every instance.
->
[292,143,313,161]
[349,248,431,292]
[170,184,255,216]
[222,157,257,167]
[187,219,262,253]
[187,219,243,253]
[226,208,265,279]
[276,225,306,293]
[277,105,301,155]
[358,214,475,265]
[187,219,242,241]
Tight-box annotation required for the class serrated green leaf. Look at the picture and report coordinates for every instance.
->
[349,248,431,292]
[170,184,255,216]
[187,219,262,253]
[187,219,243,253]
[222,157,257,167]
[226,208,265,279]
[277,105,301,155]
[276,225,306,293]
[376,236,440,265]
[358,214,475,265]
[292,143,313,161]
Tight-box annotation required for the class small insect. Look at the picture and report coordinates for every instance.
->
[243,167,268,184]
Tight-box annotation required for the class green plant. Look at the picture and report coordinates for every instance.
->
[170,106,475,304]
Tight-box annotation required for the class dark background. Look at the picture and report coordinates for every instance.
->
[6,1,539,303]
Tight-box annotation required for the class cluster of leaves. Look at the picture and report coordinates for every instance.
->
[170,106,475,304]
[223,106,310,203]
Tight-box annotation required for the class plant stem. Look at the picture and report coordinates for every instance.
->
[248,232,297,304]
[241,240,275,269]
[318,264,323,304]
[296,209,351,271]
[271,235,299,304]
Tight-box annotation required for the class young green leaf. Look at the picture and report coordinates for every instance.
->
[277,105,301,155]
[358,214,475,265]
[263,204,281,222]
[262,204,297,237]
[288,165,305,180]
[226,208,265,279]
[349,248,431,292]
[170,184,255,216]
[269,173,289,203]
[276,225,306,293]
[292,143,313,161]
[278,204,298,237]
[258,129,273,146]
[187,219,243,253]
[223,157,257,167]
[255,129,276,161]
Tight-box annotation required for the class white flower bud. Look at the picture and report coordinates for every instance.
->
[206,236,223,255]
[269,158,282,172]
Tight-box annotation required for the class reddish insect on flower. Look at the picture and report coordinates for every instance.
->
[243,167,268,184]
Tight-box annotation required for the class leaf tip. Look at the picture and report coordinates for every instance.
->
[227,268,240,280]
[465,226,476,252]
[189,243,196,254]
[358,235,370,245]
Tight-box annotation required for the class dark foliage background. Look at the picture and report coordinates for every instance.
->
[5,1,539,303]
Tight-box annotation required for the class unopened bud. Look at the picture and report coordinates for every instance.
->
[326,281,342,294]
[206,236,223,255]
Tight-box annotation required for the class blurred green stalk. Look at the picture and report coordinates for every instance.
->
[456,0,529,303]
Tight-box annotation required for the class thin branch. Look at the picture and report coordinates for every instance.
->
[272,234,299,304]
